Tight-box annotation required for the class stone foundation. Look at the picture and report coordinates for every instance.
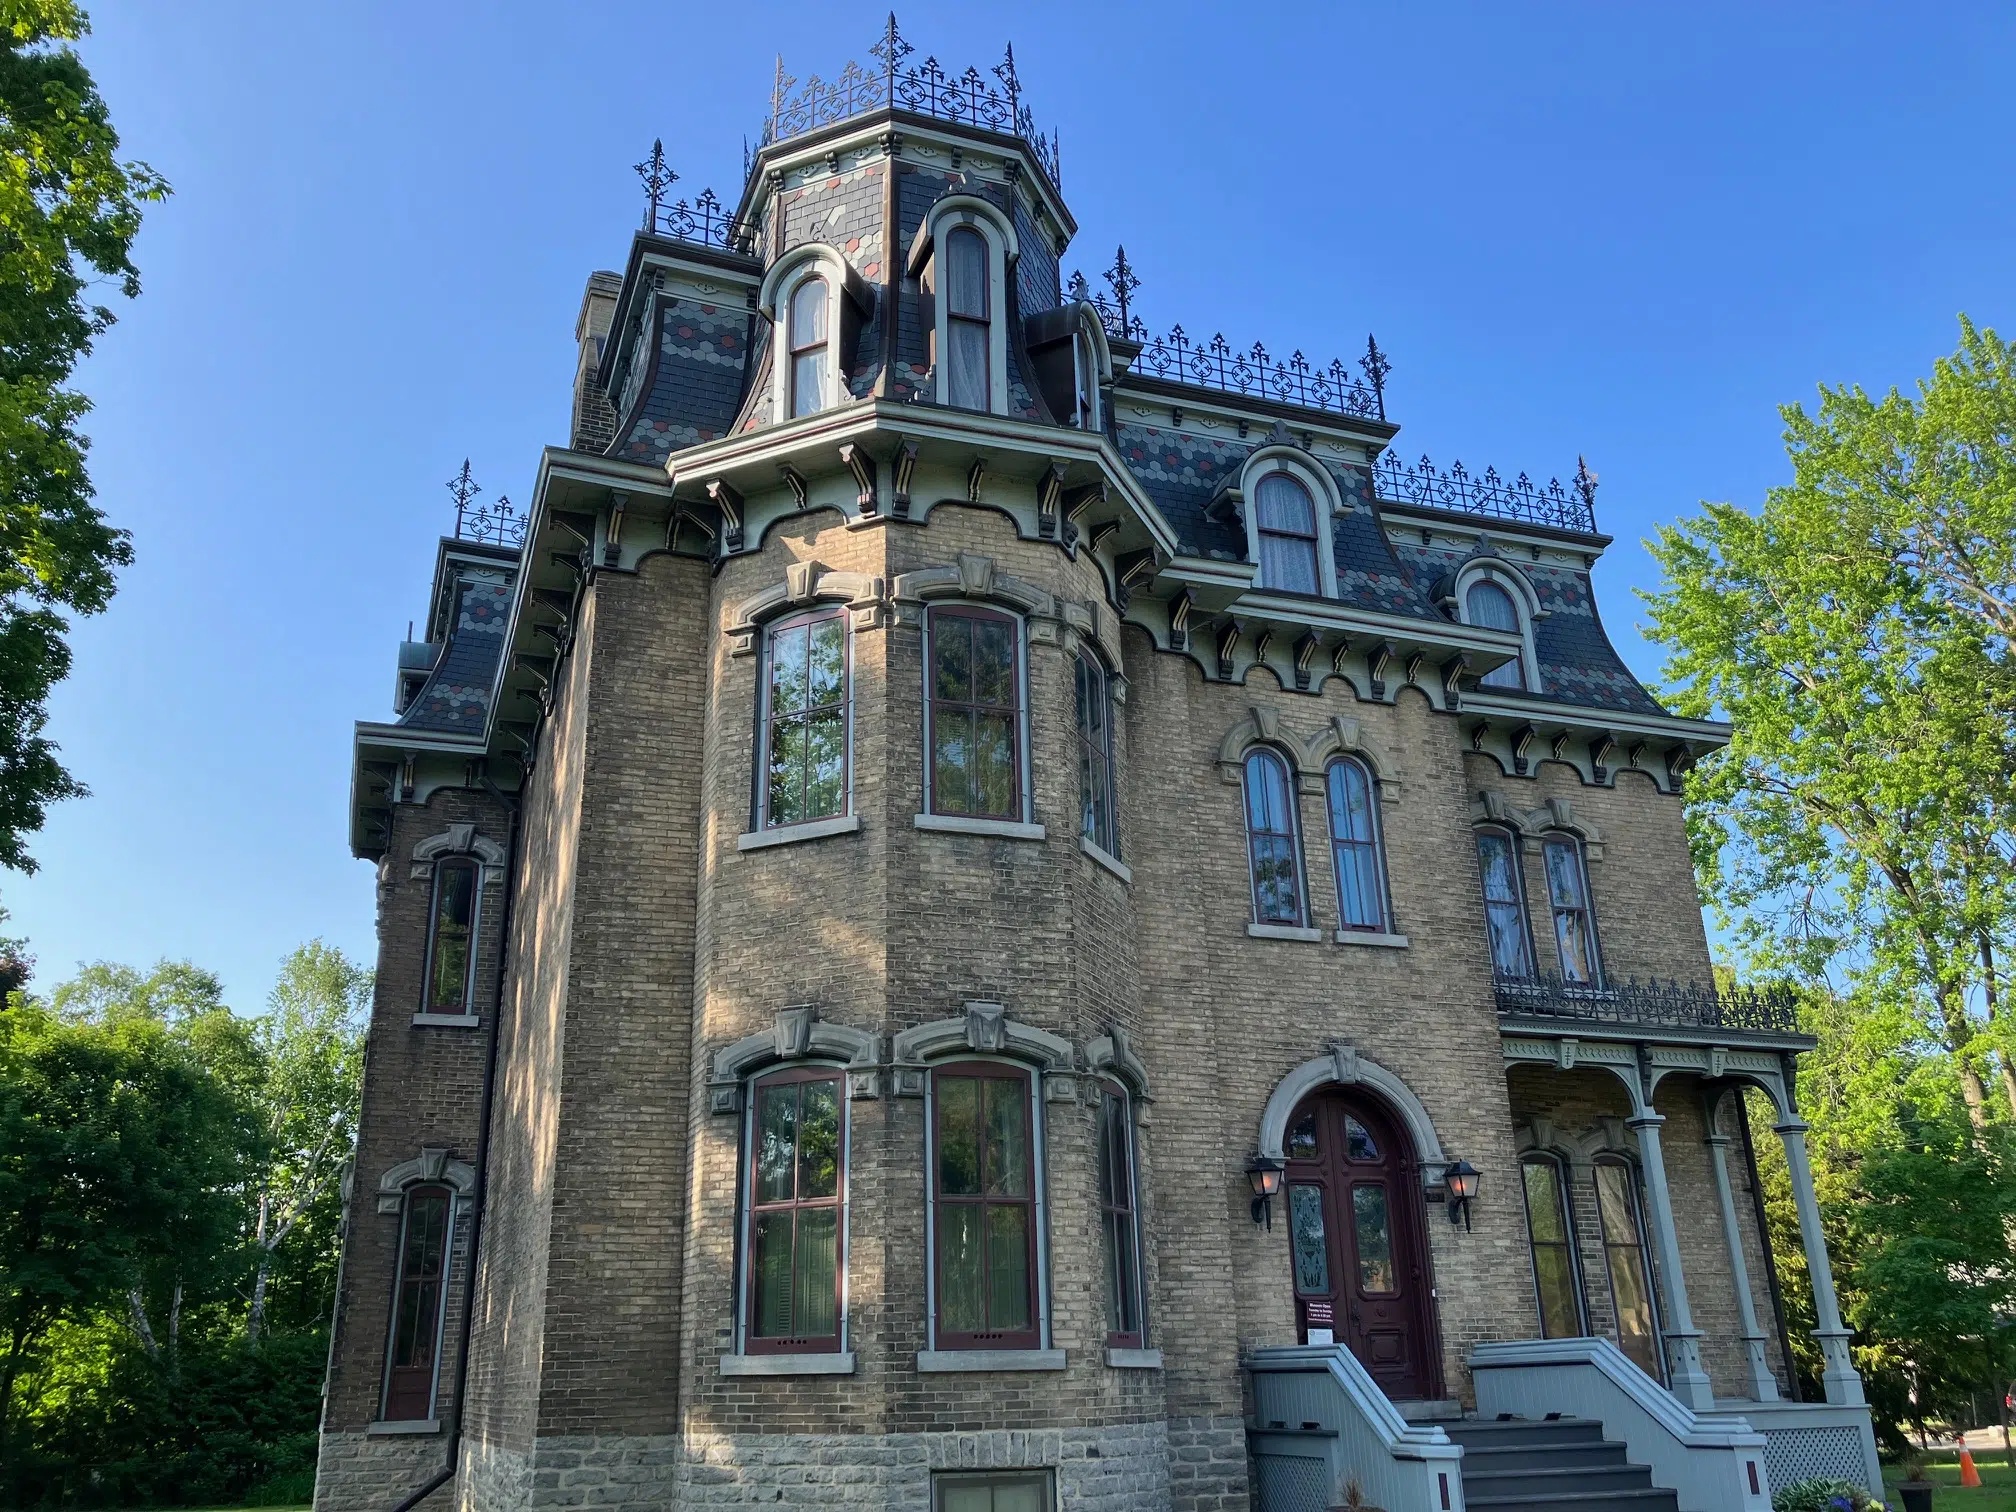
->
[1165,1417,1251,1512]
[313,1430,454,1512]
[455,1432,533,1512]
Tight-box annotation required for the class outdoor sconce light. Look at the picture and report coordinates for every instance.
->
[1246,1156,1285,1229]
[1443,1158,1480,1231]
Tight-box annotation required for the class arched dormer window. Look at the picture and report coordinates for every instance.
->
[1452,562,1543,694]
[1026,300,1113,431]
[1071,321,1100,431]
[1243,747,1306,927]
[910,196,1017,417]
[1325,755,1389,933]
[1466,581,1524,689]
[1256,473,1321,594]
[788,277,830,417]
[422,858,479,1015]
[945,227,990,411]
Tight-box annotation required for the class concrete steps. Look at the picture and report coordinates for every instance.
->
[1446,1415,1679,1512]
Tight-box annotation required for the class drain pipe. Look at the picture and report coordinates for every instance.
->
[389,764,522,1512]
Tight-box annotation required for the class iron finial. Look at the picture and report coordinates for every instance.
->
[770,54,796,134]
[995,41,1020,111]
[446,459,481,513]
[1104,244,1140,336]
[1575,455,1599,510]
[633,139,677,232]
[1360,334,1392,421]
[871,13,911,106]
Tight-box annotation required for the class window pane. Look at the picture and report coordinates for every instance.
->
[972,714,1015,817]
[1544,841,1586,909]
[1595,1161,1636,1244]
[1477,832,1518,903]
[790,277,828,345]
[1352,1185,1394,1293]
[1522,1161,1567,1244]
[751,1211,794,1336]
[792,348,828,417]
[972,618,1016,706]
[1287,1111,1319,1159]
[804,711,845,820]
[942,1487,993,1512]
[1556,909,1596,983]
[949,320,989,409]
[807,619,845,706]
[798,1081,840,1199]
[1255,473,1316,533]
[1290,1183,1329,1294]
[933,710,972,814]
[1344,1116,1380,1162]
[1259,532,1320,595]
[1337,842,1383,930]
[793,1206,838,1337]
[1328,760,1373,843]
[1096,1092,1120,1205]
[1534,1244,1582,1338]
[946,229,987,317]
[938,1204,984,1333]
[427,865,475,1011]
[984,1204,1031,1330]
[983,1079,1029,1197]
[755,1083,796,1204]
[937,1077,980,1195]
[767,716,806,827]
[993,1486,1045,1512]
[770,623,808,714]
[1105,1210,1140,1338]
[934,617,974,702]
[1252,836,1302,925]
[1466,580,1518,631]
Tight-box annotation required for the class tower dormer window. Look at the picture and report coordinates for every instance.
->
[945,228,990,411]
[1071,325,1099,430]
[1255,472,1320,595]
[1465,580,1526,690]
[789,277,830,418]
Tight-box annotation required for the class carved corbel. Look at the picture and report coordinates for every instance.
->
[603,491,628,566]
[1037,461,1067,540]
[1665,744,1695,786]
[1550,731,1570,763]
[1293,632,1320,691]
[1331,638,1352,677]
[889,439,918,519]
[1252,627,1275,667]
[1440,654,1469,709]
[1404,651,1425,688]
[777,464,809,510]
[706,479,745,553]
[840,442,878,515]
[1627,740,1647,770]
[1367,640,1395,699]
[1065,481,1105,549]
[1216,618,1243,681]
[1511,722,1535,776]
[1590,733,1616,783]
[1169,586,1195,652]
[966,455,986,504]
[549,510,596,548]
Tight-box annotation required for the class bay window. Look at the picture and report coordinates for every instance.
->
[931,1062,1039,1350]
[760,609,849,829]
[745,1066,845,1353]
[927,606,1023,821]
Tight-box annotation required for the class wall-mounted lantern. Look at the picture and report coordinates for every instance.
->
[1443,1158,1480,1231]
[1246,1155,1285,1229]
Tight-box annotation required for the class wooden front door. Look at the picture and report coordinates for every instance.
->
[1283,1089,1438,1400]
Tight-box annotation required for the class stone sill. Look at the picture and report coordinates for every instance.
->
[914,813,1046,842]
[367,1419,441,1435]
[1079,837,1131,883]
[1248,923,1323,943]
[411,1013,480,1029]
[1334,929,1410,949]
[916,1348,1067,1373]
[719,1352,857,1376]
[737,814,861,852]
[1105,1347,1162,1369]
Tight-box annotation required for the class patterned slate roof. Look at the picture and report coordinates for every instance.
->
[614,298,753,465]
[400,565,516,735]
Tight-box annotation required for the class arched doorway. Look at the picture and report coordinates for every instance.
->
[1283,1086,1439,1400]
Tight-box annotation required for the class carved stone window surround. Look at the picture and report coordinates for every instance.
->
[708,1006,884,1111]
[376,1146,477,1217]
[408,822,507,884]
[890,1000,1078,1102]
[725,561,887,656]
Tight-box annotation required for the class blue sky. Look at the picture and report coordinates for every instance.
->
[10,2,2012,1007]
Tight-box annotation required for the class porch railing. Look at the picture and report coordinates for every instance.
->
[1493,973,1801,1036]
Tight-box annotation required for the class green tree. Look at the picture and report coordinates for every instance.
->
[0,1001,248,1459]
[1643,319,2016,1130]
[0,0,168,871]
[243,941,368,1342]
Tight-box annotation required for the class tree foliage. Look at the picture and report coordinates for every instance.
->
[1644,318,2016,1127]
[0,0,167,870]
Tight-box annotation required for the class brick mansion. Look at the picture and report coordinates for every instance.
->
[316,22,1882,1512]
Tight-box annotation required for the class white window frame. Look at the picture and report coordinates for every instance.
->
[1237,448,1340,598]
[1453,560,1543,694]
[917,195,1018,417]
[1070,315,1105,431]
[759,245,855,424]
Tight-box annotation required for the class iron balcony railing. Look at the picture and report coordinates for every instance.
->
[1494,972,1802,1037]
[1375,450,1599,534]
[445,461,526,549]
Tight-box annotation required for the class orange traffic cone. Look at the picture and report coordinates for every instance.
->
[1961,1445,1983,1488]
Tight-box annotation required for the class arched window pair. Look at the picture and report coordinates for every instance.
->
[1242,749,1391,933]
[1475,828,1601,983]
[1519,1152,1661,1378]
[734,1061,1145,1356]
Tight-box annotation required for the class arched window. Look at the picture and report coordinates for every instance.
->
[931,1062,1040,1350]
[1325,756,1389,933]
[422,859,479,1014]
[1074,651,1117,858]
[760,608,849,828]
[1254,472,1321,595]
[1519,1155,1585,1338]
[1243,748,1305,927]
[1595,1157,1662,1379]
[1097,1081,1144,1349]
[788,277,830,417]
[381,1183,453,1421]
[944,227,991,411]
[1542,835,1601,985]
[1465,580,1526,690]
[1071,323,1100,430]
[745,1065,845,1353]
[927,605,1023,821]
[1475,828,1534,979]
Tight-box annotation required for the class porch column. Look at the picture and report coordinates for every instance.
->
[1627,1110,1717,1411]
[1702,1106,1780,1401]
[1775,1115,1865,1407]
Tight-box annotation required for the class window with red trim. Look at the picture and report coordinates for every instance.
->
[932,1062,1039,1350]
[745,1066,845,1353]
[1097,1082,1144,1348]
[927,606,1021,820]
[381,1183,452,1421]
[760,609,849,828]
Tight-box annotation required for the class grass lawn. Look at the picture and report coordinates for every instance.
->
[1884,1454,2016,1511]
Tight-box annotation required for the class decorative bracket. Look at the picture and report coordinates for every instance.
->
[1511,722,1535,776]
[777,463,809,510]
[1440,654,1469,710]
[890,438,918,519]
[1037,461,1067,539]
[1216,618,1243,681]
[1590,733,1616,784]
[1293,632,1320,691]
[967,455,986,504]
[840,442,878,515]
[604,491,628,566]
[706,479,745,553]
[1367,640,1395,699]
[1169,586,1195,651]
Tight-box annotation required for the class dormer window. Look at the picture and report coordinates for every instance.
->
[945,228,990,411]
[1255,473,1321,595]
[1465,581,1525,690]
[789,278,830,418]
[1071,325,1099,430]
